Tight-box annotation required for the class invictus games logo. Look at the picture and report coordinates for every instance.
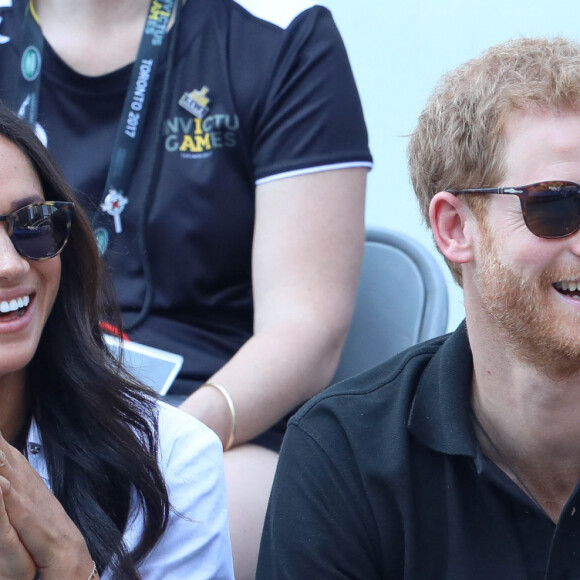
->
[168,84,239,159]
[179,86,211,119]
[145,0,172,46]
[21,46,41,81]
[164,113,240,159]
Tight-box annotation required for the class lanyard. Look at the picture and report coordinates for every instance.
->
[17,0,177,254]
[16,1,43,126]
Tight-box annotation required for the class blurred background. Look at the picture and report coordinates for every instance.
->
[243,0,580,331]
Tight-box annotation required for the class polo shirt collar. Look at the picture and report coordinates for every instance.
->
[408,320,478,457]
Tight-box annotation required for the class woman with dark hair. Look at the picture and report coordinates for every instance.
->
[0,2,372,577]
[0,104,233,579]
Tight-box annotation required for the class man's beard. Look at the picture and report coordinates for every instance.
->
[475,223,580,377]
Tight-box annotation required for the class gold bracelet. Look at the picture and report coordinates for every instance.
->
[201,382,237,451]
[87,560,97,580]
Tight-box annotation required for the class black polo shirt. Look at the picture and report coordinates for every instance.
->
[257,322,580,579]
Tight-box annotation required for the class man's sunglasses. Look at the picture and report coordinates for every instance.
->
[448,181,580,239]
[0,201,75,260]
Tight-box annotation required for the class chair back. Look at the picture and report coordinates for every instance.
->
[332,227,449,384]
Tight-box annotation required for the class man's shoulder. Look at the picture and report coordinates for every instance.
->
[291,333,451,435]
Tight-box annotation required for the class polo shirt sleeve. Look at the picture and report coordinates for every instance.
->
[135,402,234,580]
[252,7,372,183]
[256,421,382,579]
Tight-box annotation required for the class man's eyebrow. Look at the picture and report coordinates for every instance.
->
[8,194,44,212]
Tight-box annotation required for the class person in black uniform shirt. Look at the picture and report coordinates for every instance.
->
[257,36,580,579]
[0,1,371,578]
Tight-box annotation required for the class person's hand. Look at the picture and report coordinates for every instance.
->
[0,433,95,580]
[0,484,36,580]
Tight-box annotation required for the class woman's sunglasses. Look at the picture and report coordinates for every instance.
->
[0,201,75,260]
[448,181,580,240]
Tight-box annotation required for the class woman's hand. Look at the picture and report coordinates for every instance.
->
[0,433,96,580]
[0,485,36,580]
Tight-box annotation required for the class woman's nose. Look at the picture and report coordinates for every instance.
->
[0,228,30,281]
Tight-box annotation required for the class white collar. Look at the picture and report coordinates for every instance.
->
[26,419,49,484]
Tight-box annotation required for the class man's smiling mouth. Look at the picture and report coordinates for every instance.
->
[554,281,580,298]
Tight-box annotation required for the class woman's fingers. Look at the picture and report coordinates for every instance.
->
[0,447,15,480]
[0,484,36,580]
[0,434,93,576]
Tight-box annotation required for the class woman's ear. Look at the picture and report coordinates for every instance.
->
[429,191,476,265]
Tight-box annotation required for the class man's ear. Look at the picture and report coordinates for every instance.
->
[429,191,476,265]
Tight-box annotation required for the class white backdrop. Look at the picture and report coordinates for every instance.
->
[243,0,580,331]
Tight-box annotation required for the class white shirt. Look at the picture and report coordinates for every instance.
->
[27,401,234,580]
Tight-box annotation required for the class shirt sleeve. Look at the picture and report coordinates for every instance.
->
[135,402,234,580]
[252,6,372,183]
[256,421,382,580]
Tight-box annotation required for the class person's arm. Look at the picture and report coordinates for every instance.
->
[0,433,98,580]
[180,166,367,446]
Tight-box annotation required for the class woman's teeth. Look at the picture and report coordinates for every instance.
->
[0,295,30,313]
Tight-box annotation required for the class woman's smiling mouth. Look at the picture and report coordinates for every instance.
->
[0,295,31,319]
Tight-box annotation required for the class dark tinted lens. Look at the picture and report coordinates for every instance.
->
[11,203,70,259]
[524,184,580,238]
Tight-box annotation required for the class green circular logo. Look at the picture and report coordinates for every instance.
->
[21,46,41,81]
